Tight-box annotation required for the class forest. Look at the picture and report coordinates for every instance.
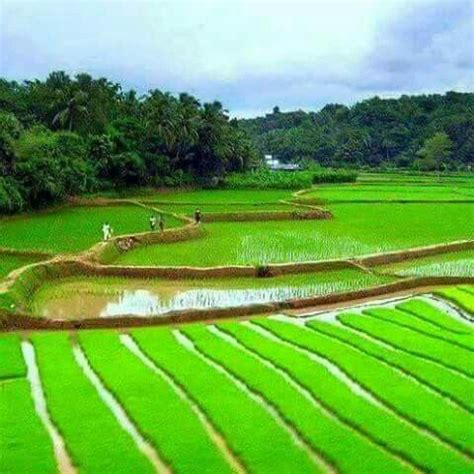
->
[241,92,473,170]
[0,71,472,214]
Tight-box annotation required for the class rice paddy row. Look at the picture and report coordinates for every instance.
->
[2,291,473,473]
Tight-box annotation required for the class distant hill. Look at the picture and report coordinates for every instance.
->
[239,92,474,169]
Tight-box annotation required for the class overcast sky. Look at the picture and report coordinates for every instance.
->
[1,0,473,117]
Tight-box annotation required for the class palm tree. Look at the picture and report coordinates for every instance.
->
[52,91,89,131]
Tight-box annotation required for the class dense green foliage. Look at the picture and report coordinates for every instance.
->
[435,286,474,314]
[0,72,258,213]
[223,169,357,189]
[241,92,474,170]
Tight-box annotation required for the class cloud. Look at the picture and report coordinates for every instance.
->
[0,0,472,117]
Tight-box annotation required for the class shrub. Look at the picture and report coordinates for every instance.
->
[223,169,357,190]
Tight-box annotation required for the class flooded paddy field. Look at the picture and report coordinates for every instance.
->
[380,249,474,277]
[29,269,395,319]
[117,203,474,267]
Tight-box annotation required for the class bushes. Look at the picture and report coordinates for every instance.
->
[223,169,357,190]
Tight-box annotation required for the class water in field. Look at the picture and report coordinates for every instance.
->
[32,270,393,319]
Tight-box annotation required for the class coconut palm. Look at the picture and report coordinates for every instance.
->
[52,91,89,131]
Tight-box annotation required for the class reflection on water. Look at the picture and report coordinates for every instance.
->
[39,280,368,320]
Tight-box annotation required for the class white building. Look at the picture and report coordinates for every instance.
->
[264,154,300,171]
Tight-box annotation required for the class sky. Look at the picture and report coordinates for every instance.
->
[1,0,473,117]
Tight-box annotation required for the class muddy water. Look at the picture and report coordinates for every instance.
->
[34,272,387,320]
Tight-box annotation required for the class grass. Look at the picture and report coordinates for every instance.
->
[132,327,317,473]
[29,269,396,319]
[31,333,154,473]
[0,334,26,379]
[396,298,474,334]
[362,307,474,351]
[255,318,474,457]
[307,318,474,412]
[435,286,474,314]
[0,253,45,279]
[0,379,57,474]
[78,330,234,474]
[300,184,473,203]
[338,313,474,377]
[378,250,474,277]
[117,203,474,266]
[0,204,182,254]
[182,324,407,474]
[219,321,472,473]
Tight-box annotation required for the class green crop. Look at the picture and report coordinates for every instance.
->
[397,298,474,334]
[255,319,474,457]
[306,319,474,412]
[363,307,474,351]
[0,204,181,254]
[132,327,317,473]
[31,332,154,473]
[218,321,473,473]
[0,254,45,279]
[0,379,57,474]
[0,334,26,379]
[338,313,474,377]
[117,203,474,266]
[436,287,474,314]
[78,330,232,474]
[182,324,408,474]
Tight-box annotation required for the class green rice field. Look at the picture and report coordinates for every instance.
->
[117,203,473,267]
[2,292,473,473]
[0,205,182,254]
[0,254,45,279]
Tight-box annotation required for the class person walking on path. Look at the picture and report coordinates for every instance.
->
[194,209,202,225]
[102,222,111,241]
[149,214,157,231]
[159,214,165,232]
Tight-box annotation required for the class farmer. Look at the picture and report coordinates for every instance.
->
[102,222,111,241]
[194,209,202,225]
[159,214,165,232]
[149,214,157,231]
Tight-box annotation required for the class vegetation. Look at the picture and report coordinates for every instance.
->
[435,286,474,314]
[241,92,474,170]
[223,169,357,190]
[2,295,473,472]
[32,333,154,473]
[0,72,258,213]
[29,269,395,319]
[0,254,44,279]
[117,203,473,266]
[0,204,180,253]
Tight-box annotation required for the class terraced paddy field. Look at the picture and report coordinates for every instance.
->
[2,291,473,473]
[0,254,45,279]
[0,205,182,254]
[380,250,474,277]
[117,203,473,267]
[29,269,395,319]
